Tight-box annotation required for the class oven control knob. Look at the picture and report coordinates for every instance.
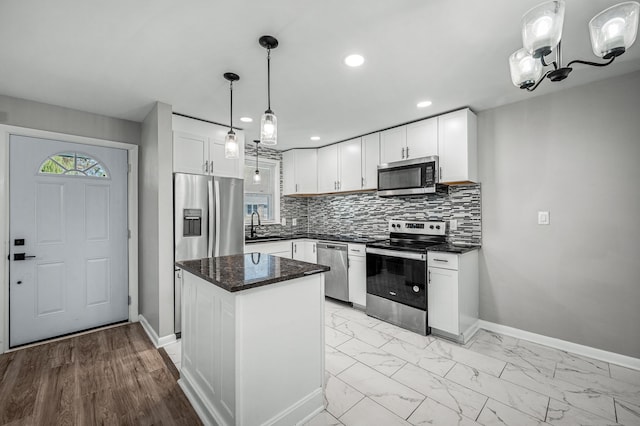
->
[391,224,396,228]
[436,225,441,229]
[413,286,420,293]
[429,225,434,229]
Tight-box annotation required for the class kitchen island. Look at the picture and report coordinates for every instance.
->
[176,253,328,426]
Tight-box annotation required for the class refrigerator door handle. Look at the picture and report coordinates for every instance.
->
[214,179,221,257]
[207,179,214,257]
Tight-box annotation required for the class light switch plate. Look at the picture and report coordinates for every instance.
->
[281,217,286,226]
[292,218,297,226]
[449,219,458,231]
[538,211,550,225]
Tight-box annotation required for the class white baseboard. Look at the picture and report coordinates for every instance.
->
[138,314,177,348]
[478,320,640,371]
[179,375,218,426]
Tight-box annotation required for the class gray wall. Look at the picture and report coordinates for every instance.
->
[478,71,640,358]
[0,94,140,145]
[139,102,174,339]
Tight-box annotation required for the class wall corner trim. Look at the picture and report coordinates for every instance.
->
[138,314,177,348]
[478,320,640,371]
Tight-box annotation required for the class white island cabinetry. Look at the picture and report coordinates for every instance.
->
[178,255,327,426]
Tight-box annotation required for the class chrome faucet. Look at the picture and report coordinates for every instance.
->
[250,211,261,238]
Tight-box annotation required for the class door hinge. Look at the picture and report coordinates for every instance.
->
[128,295,131,305]
[128,229,131,239]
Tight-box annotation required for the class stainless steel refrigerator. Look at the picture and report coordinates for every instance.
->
[174,173,244,334]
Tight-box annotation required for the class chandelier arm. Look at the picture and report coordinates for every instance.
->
[540,55,557,69]
[526,70,554,92]
[567,57,615,68]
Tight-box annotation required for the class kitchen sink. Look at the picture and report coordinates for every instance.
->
[244,236,288,243]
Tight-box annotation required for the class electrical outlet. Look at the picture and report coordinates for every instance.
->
[449,219,458,231]
[281,217,286,226]
[292,218,297,226]
[538,211,550,225]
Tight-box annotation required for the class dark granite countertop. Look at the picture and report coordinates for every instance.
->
[176,254,330,293]
[428,243,481,254]
[245,233,378,244]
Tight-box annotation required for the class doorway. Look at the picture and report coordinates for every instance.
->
[8,135,129,347]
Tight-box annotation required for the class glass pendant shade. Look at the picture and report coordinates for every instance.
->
[224,131,239,159]
[522,1,566,57]
[260,111,277,145]
[253,170,261,183]
[589,1,640,58]
[509,48,543,88]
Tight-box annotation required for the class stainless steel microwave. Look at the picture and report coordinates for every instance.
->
[377,156,439,197]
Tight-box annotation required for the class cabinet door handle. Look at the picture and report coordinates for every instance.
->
[428,270,431,283]
[295,183,299,192]
[406,147,410,158]
[294,244,297,253]
[337,181,341,190]
[361,176,364,188]
[433,258,449,263]
[204,161,208,173]
[439,167,443,182]
[313,244,315,253]
[401,147,405,159]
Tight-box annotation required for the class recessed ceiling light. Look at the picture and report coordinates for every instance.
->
[240,117,253,123]
[310,136,321,141]
[344,54,365,67]
[417,100,433,108]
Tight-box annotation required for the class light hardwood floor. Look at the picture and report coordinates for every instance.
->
[0,323,201,425]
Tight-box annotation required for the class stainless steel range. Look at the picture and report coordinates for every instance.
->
[365,219,446,335]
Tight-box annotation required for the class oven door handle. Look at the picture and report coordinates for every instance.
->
[366,247,426,261]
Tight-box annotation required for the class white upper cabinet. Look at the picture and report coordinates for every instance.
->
[361,133,380,190]
[380,126,407,164]
[380,118,437,164]
[317,144,339,193]
[406,117,438,159]
[173,131,208,175]
[282,149,318,195]
[338,138,362,192]
[437,109,477,183]
[315,136,377,194]
[172,115,244,179]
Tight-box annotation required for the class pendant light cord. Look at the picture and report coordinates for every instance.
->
[229,81,234,131]
[267,49,271,111]
[255,141,259,172]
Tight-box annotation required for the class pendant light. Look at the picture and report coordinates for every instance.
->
[509,1,640,91]
[253,140,261,184]
[259,35,279,146]
[224,72,240,159]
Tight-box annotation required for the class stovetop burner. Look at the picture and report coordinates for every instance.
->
[366,219,447,253]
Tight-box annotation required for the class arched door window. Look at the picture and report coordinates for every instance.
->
[38,152,109,178]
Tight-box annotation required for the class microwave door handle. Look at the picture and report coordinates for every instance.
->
[207,179,214,258]
[214,179,221,257]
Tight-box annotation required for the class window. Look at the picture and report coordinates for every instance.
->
[244,156,280,224]
[39,152,109,178]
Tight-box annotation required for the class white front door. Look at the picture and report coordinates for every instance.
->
[9,135,129,347]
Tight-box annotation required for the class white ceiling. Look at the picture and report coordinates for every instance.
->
[1,0,639,150]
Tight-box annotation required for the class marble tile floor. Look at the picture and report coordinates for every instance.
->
[167,299,640,426]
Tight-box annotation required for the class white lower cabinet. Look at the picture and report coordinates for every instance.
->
[244,240,292,259]
[427,250,478,343]
[292,240,318,263]
[347,244,366,307]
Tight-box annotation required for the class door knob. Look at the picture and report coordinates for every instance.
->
[13,253,36,261]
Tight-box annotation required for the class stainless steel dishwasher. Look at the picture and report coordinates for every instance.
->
[317,242,349,302]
